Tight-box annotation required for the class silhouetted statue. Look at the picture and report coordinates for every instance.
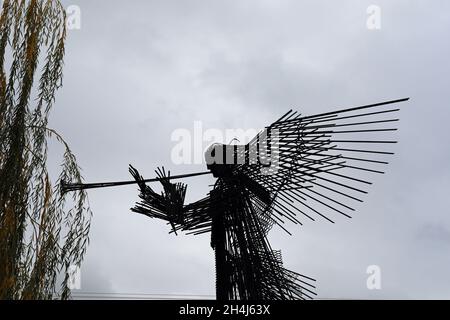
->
[127,98,408,300]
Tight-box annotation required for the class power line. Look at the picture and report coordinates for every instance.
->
[65,291,352,300]
[65,291,215,300]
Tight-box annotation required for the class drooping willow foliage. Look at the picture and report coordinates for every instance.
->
[0,0,92,299]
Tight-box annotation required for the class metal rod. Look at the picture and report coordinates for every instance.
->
[296,97,409,121]
[61,170,212,193]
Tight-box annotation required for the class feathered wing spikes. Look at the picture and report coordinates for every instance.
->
[233,98,409,229]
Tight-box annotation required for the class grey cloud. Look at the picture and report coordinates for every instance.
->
[45,0,450,298]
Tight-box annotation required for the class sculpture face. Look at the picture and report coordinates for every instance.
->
[204,143,241,178]
[204,142,274,178]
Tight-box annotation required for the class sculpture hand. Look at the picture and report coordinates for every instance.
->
[155,167,187,231]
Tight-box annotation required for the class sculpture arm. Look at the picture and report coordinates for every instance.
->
[129,165,212,234]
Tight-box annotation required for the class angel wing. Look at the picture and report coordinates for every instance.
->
[230,98,408,232]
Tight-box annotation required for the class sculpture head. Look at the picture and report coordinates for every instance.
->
[205,143,241,178]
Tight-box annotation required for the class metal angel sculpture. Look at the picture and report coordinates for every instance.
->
[63,98,408,300]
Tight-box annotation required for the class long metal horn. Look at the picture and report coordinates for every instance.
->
[61,170,212,194]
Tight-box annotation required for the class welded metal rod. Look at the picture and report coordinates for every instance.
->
[61,170,212,193]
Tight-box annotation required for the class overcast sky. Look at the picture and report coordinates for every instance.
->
[47,0,450,299]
